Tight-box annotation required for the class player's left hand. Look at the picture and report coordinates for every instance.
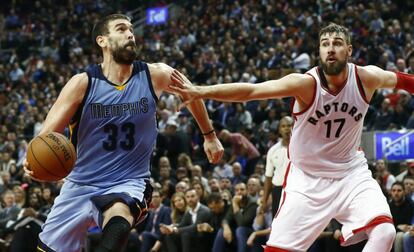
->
[23,158,47,183]
[203,134,224,164]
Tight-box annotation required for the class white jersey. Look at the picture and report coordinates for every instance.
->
[290,63,369,178]
[265,141,289,186]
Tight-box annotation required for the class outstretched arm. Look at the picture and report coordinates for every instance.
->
[148,63,224,163]
[169,70,314,105]
[358,65,414,97]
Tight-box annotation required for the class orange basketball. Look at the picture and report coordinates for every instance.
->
[26,132,77,181]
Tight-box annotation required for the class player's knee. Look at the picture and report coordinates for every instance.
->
[369,223,396,244]
[103,201,134,226]
[96,216,132,252]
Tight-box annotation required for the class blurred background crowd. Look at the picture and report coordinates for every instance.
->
[0,0,414,251]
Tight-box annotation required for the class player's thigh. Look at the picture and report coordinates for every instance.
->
[267,189,334,251]
[90,179,151,228]
[39,182,95,252]
[335,172,392,246]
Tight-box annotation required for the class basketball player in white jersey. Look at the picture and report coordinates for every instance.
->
[169,23,414,252]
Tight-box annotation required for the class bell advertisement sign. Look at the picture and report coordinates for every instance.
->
[375,131,414,161]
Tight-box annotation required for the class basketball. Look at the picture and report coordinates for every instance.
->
[26,132,77,181]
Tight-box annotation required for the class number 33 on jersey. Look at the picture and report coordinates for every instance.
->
[68,61,158,186]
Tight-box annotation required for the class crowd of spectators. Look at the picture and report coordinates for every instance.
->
[0,0,414,251]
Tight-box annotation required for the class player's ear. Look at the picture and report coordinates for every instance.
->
[348,44,353,57]
[96,35,107,49]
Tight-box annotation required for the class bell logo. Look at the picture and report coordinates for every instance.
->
[376,131,414,161]
[382,136,410,157]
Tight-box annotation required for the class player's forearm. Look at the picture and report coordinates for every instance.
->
[186,98,216,137]
[200,83,260,102]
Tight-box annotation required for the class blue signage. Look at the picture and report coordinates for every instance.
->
[146,7,168,25]
[375,131,414,161]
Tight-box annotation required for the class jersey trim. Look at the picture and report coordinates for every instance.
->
[69,72,92,150]
[263,245,290,252]
[339,215,393,246]
[354,65,370,104]
[37,239,56,252]
[97,64,135,89]
[291,73,316,116]
[317,66,348,96]
[273,162,291,219]
[142,62,158,103]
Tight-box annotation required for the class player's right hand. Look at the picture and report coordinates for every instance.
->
[169,69,202,108]
[23,158,34,177]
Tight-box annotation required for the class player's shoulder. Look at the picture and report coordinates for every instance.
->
[147,63,174,88]
[355,65,383,89]
[63,73,89,99]
[355,64,387,79]
[66,72,88,87]
[285,72,316,91]
[147,62,173,74]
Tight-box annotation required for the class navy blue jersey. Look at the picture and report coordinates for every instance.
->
[67,61,158,186]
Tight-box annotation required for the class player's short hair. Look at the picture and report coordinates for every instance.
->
[319,23,351,44]
[91,14,131,53]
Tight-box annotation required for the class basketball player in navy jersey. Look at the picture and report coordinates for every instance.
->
[170,23,414,252]
[23,14,223,252]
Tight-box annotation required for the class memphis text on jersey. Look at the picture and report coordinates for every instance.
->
[90,98,149,119]
[307,101,363,125]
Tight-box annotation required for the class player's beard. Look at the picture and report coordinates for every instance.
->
[321,58,347,75]
[111,40,137,65]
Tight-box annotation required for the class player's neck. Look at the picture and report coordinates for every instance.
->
[101,58,133,85]
[324,64,349,90]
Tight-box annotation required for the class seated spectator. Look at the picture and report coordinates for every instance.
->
[213,182,258,252]
[138,189,171,252]
[375,159,396,195]
[208,178,221,193]
[195,192,230,250]
[219,176,232,193]
[396,161,414,181]
[247,189,272,252]
[6,192,49,251]
[159,192,188,252]
[247,177,261,202]
[220,189,233,205]
[12,185,25,208]
[192,180,209,205]
[176,167,190,182]
[190,165,210,193]
[403,176,414,202]
[0,190,20,233]
[230,162,247,186]
[212,152,233,180]
[161,189,212,252]
[389,182,414,252]
[175,181,190,193]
